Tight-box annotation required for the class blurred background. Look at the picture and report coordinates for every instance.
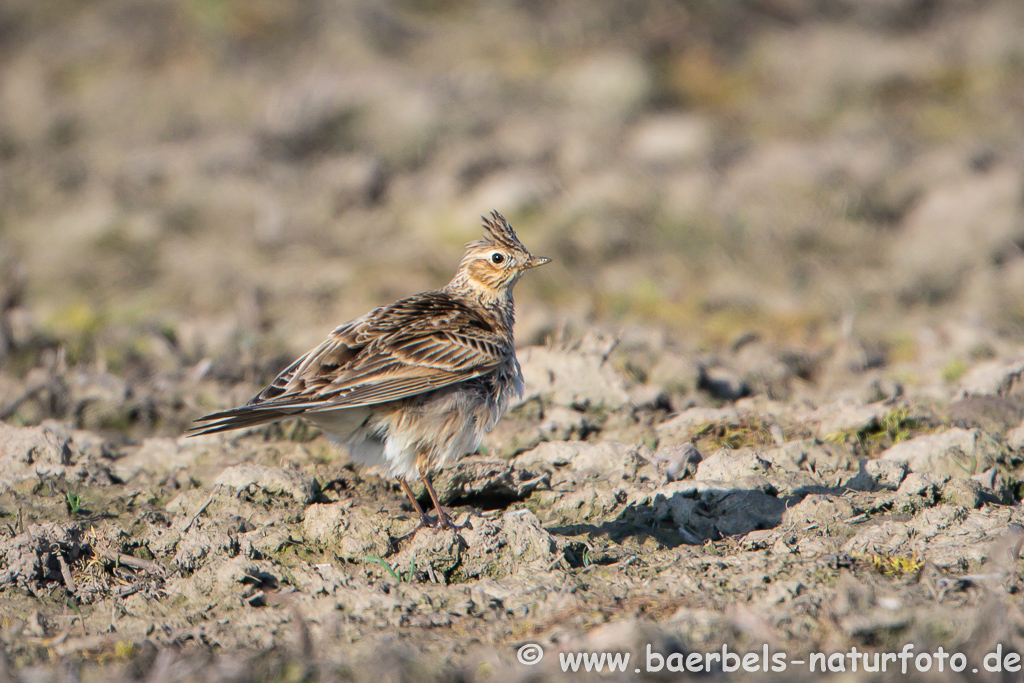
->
[2,0,1024,433]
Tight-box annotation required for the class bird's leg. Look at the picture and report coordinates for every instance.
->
[420,471,469,531]
[398,478,435,530]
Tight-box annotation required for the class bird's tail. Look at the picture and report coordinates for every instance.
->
[186,406,297,436]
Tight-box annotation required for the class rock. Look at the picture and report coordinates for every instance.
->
[939,478,987,509]
[213,465,318,505]
[956,357,1024,398]
[895,472,948,508]
[696,365,749,401]
[804,399,890,437]
[694,447,824,496]
[782,495,859,529]
[880,428,1002,479]
[1007,419,1024,451]
[650,444,702,481]
[971,467,1003,493]
[406,457,549,505]
[695,448,774,481]
[847,459,908,492]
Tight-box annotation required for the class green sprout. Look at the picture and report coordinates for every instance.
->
[65,491,83,517]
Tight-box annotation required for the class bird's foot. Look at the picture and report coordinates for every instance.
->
[395,512,438,542]
[418,472,472,532]
[434,506,472,531]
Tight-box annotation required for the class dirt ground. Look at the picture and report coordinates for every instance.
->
[2,0,1024,680]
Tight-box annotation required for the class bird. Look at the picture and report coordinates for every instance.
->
[188,211,550,531]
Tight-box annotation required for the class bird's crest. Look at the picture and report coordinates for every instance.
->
[469,211,528,253]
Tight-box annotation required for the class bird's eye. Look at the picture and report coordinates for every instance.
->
[491,253,505,264]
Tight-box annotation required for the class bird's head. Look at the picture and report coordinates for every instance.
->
[453,211,550,299]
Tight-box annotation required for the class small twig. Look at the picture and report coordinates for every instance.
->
[115,585,142,599]
[54,545,77,596]
[546,555,566,571]
[94,548,165,576]
[183,488,219,533]
[621,556,640,569]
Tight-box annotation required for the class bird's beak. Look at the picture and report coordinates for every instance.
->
[526,255,552,269]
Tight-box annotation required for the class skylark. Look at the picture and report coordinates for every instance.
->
[189,211,550,530]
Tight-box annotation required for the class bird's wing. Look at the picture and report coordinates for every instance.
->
[189,294,509,433]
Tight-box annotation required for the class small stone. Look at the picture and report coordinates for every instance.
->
[939,478,986,509]
[895,472,949,505]
[847,459,908,492]
[697,366,749,401]
[806,399,890,437]
[782,494,858,528]
[1006,419,1024,451]
[695,449,774,481]
[650,444,702,481]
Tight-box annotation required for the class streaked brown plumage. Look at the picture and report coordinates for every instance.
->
[189,211,550,529]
